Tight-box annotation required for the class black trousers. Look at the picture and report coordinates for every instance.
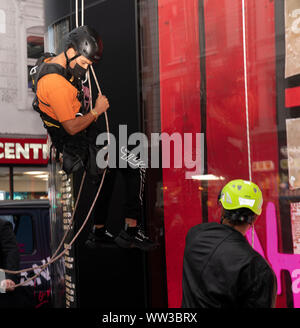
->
[93,166,146,226]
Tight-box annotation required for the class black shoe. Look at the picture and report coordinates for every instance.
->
[114,229,134,248]
[132,227,159,251]
[114,226,158,251]
[85,228,115,249]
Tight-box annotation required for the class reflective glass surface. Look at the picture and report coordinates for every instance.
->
[139,0,300,308]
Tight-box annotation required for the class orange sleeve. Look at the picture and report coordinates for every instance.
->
[38,74,80,123]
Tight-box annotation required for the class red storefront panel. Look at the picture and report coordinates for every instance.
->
[158,0,202,307]
[158,0,300,308]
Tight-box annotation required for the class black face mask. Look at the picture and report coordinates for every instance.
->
[64,51,87,80]
[68,63,87,80]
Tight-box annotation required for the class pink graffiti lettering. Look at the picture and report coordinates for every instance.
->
[246,202,300,307]
[292,270,300,294]
[33,279,51,309]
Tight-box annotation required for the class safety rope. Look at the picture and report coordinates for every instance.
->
[78,0,110,146]
[0,0,109,288]
[242,0,254,248]
[12,169,107,288]
[75,0,84,28]
[1,170,86,278]
[242,0,252,183]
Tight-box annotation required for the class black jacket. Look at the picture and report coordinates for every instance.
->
[181,222,277,308]
[0,218,20,283]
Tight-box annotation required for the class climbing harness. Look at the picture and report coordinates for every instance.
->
[0,0,110,288]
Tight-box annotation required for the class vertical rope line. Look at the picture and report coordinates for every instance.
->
[242,0,252,182]
[75,0,79,27]
[81,0,84,26]
[87,70,93,111]
[79,0,110,151]
[90,65,110,152]
[242,0,255,248]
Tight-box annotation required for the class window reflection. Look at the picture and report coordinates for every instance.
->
[13,167,48,200]
[27,35,44,59]
[0,167,10,200]
[45,19,70,54]
[139,0,300,308]
[0,214,35,254]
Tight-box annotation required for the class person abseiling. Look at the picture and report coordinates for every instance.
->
[181,179,277,308]
[33,25,157,251]
[32,25,109,175]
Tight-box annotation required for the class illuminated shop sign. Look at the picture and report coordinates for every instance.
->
[0,138,48,164]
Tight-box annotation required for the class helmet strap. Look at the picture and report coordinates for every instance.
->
[64,51,80,68]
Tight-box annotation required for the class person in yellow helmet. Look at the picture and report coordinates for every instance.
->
[181,179,277,308]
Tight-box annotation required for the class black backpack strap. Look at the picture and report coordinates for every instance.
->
[32,96,61,128]
[32,61,68,128]
[35,62,68,88]
[30,53,56,92]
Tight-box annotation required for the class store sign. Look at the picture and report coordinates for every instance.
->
[0,138,48,164]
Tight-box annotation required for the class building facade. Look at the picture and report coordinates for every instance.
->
[0,0,48,200]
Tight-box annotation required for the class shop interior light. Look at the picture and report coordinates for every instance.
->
[191,174,225,181]
[24,171,48,175]
[34,174,49,179]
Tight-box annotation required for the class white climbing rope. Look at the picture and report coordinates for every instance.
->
[242,0,252,183]
[242,0,255,248]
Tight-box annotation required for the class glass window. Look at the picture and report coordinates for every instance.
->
[0,215,14,229]
[0,214,34,255]
[45,19,70,54]
[0,167,10,200]
[13,167,48,200]
[15,215,34,255]
[139,0,300,309]
[27,35,44,59]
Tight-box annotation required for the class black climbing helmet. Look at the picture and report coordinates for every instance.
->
[64,25,103,63]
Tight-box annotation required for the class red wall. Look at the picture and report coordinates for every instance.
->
[158,0,202,307]
[158,0,291,308]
